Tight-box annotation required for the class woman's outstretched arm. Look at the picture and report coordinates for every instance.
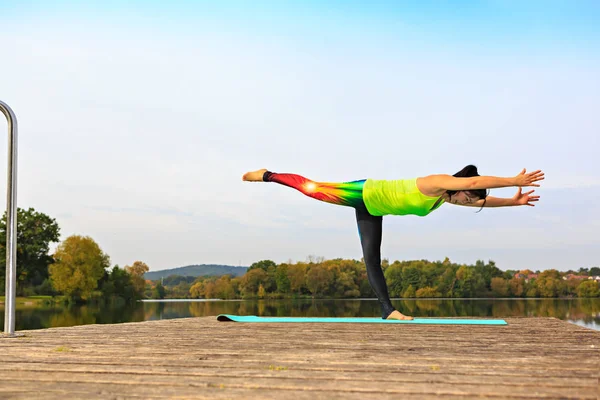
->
[418,168,544,195]
[451,188,540,208]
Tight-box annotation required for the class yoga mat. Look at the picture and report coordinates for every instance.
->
[216,314,507,325]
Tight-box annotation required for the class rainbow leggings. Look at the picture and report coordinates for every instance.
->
[262,171,368,212]
[263,170,397,319]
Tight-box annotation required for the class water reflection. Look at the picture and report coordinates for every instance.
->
[2,298,599,331]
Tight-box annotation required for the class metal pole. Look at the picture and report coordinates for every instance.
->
[0,100,18,336]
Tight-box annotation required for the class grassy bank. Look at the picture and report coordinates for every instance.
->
[0,296,66,307]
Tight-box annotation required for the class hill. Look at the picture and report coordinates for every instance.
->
[144,264,248,280]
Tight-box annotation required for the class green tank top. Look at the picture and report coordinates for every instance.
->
[363,178,444,217]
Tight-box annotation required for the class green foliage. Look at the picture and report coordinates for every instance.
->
[99,266,137,302]
[151,258,599,301]
[162,275,196,286]
[577,280,600,297]
[248,260,277,272]
[275,264,291,293]
[0,207,60,295]
[588,267,600,276]
[384,264,404,297]
[152,282,166,299]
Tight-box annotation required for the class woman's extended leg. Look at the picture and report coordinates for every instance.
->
[244,169,366,209]
[355,207,413,320]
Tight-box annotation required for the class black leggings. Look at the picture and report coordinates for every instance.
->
[263,171,396,319]
[355,208,396,319]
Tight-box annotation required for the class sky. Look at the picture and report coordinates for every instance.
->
[0,1,599,272]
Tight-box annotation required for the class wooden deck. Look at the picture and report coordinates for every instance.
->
[0,317,598,399]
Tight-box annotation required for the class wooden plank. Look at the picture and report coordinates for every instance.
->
[0,317,597,399]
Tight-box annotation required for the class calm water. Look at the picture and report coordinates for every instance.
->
[3,298,600,331]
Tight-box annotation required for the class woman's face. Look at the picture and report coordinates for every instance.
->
[449,191,478,205]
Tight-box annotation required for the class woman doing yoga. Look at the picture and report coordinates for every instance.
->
[242,165,544,321]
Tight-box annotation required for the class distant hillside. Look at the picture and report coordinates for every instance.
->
[144,264,248,280]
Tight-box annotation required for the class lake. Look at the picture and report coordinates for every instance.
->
[3,298,600,331]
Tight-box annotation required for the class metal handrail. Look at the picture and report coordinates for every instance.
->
[0,100,18,336]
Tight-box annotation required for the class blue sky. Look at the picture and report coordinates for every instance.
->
[1,1,599,272]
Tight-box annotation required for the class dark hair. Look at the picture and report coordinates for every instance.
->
[447,164,488,211]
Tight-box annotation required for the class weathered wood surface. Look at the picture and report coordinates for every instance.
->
[0,317,598,399]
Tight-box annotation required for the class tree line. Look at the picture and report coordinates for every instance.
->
[2,207,599,303]
[156,259,600,300]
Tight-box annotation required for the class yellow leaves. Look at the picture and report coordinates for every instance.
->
[125,261,150,294]
[49,235,110,299]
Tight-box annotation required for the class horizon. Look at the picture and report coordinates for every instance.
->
[1,1,599,273]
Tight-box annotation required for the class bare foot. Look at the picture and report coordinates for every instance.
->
[386,310,414,321]
[242,168,268,182]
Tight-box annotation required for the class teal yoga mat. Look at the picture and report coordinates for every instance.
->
[216,314,507,325]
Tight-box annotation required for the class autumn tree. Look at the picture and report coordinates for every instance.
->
[125,261,150,299]
[306,264,333,297]
[416,287,442,298]
[287,263,307,294]
[490,277,509,297]
[0,207,60,295]
[239,268,268,298]
[49,235,110,300]
[535,269,565,297]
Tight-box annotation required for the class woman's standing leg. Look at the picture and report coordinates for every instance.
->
[355,208,396,319]
[355,208,413,320]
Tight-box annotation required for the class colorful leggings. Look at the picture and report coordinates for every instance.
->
[263,171,396,319]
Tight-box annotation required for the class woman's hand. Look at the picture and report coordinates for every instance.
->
[512,188,540,206]
[514,168,545,187]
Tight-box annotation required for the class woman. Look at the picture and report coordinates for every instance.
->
[242,165,544,320]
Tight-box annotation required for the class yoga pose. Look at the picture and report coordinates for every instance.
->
[242,165,544,320]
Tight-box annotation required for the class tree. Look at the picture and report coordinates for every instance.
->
[248,260,276,272]
[257,283,266,299]
[589,267,600,276]
[287,263,307,294]
[577,281,600,298]
[0,207,60,295]
[384,265,404,297]
[275,264,291,293]
[214,275,236,299]
[509,277,525,297]
[49,235,110,300]
[240,269,268,298]
[455,266,486,297]
[152,281,166,299]
[306,264,333,297]
[535,269,565,297]
[125,261,150,299]
[491,277,509,297]
[401,267,422,293]
[189,281,205,298]
[99,265,136,302]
